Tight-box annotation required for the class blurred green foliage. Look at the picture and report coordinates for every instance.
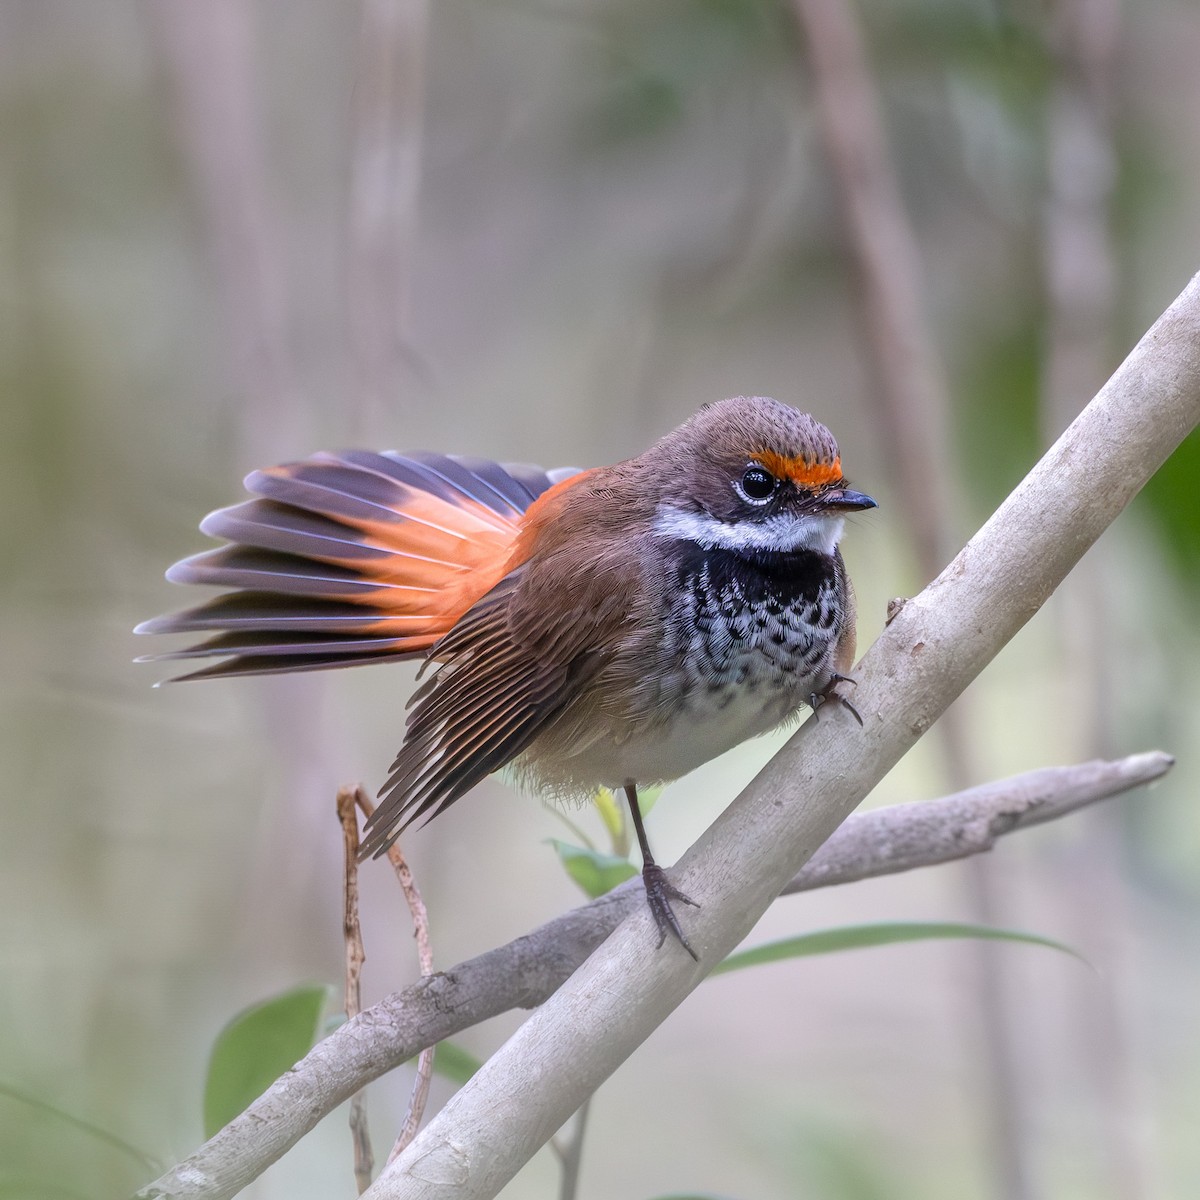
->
[575,0,798,152]
[1140,430,1200,589]
[954,318,1044,512]
[432,1041,483,1085]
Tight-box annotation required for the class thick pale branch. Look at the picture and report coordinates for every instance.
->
[135,751,1171,1199]
[368,272,1200,1199]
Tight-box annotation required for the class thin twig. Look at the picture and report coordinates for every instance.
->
[554,1098,591,1200]
[353,788,436,1160]
[135,751,1175,1200]
[338,786,375,1193]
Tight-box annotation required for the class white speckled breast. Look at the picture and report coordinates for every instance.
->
[528,541,847,795]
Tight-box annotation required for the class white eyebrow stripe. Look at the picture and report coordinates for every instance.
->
[654,506,845,556]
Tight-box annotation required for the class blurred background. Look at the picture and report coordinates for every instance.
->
[3,1,1200,1197]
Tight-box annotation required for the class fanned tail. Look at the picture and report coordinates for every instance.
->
[136,451,577,680]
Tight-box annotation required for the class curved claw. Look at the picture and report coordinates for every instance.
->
[642,862,700,961]
[810,672,864,726]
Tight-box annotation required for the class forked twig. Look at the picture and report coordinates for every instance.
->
[338,785,375,1193]
[353,788,436,1159]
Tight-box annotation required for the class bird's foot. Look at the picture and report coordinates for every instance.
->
[642,862,700,961]
[810,672,863,726]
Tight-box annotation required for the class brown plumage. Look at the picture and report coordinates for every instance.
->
[139,396,876,955]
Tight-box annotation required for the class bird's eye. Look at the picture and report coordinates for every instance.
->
[737,466,777,504]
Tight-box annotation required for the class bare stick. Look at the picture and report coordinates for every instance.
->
[353,788,436,1160]
[338,786,375,1193]
[136,750,1173,1199]
[365,272,1200,1199]
[553,1098,591,1200]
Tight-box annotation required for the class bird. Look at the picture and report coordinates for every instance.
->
[137,395,876,957]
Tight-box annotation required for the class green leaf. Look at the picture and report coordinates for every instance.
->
[204,984,333,1137]
[648,1195,744,1200]
[432,1041,483,1085]
[634,784,664,817]
[548,839,638,898]
[712,922,1088,975]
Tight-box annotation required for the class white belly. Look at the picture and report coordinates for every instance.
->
[523,665,812,799]
[590,688,804,787]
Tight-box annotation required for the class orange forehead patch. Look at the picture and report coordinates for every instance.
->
[754,450,842,489]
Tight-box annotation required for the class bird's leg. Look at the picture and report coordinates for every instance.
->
[810,672,863,726]
[624,783,699,961]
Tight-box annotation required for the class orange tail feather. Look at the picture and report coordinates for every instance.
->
[136,452,579,680]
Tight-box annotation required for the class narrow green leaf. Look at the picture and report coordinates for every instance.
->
[712,922,1089,975]
[547,839,638,898]
[541,797,596,852]
[0,1079,159,1172]
[592,787,625,844]
[432,1041,483,1084]
[648,1194,743,1200]
[204,984,334,1137]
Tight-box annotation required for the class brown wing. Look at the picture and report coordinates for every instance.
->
[831,547,858,674]
[359,474,632,858]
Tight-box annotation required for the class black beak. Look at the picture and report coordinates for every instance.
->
[819,487,877,512]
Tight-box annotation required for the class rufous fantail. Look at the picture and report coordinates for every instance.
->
[138,396,876,956]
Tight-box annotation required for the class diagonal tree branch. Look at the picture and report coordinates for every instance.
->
[364,271,1200,1199]
[136,749,1172,1199]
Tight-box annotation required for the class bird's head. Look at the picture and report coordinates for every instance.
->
[645,395,876,556]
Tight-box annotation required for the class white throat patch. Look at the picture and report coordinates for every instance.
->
[654,505,845,556]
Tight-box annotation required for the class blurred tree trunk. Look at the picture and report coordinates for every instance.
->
[790,1,1037,1194]
[1040,2,1157,1196]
